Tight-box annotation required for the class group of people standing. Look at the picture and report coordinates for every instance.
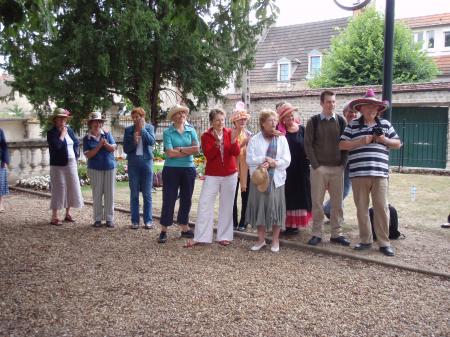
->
[5,88,400,256]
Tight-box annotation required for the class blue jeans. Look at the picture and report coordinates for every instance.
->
[160,166,196,226]
[128,156,153,224]
[323,165,351,218]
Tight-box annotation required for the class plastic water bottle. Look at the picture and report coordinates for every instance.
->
[410,185,416,201]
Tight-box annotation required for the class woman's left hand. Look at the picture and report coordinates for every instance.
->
[265,157,277,168]
[231,128,239,144]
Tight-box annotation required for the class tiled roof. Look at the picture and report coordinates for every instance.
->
[249,17,349,83]
[400,13,450,29]
[433,55,450,76]
[226,82,450,100]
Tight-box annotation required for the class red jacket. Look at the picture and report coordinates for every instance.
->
[201,127,240,176]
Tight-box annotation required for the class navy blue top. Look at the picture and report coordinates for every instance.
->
[123,124,155,163]
[83,131,117,170]
[47,126,80,166]
[0,128,9,165]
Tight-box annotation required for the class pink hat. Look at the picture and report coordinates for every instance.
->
[230,101,250,123]
[349,89,389,113]
[276,102,298,122]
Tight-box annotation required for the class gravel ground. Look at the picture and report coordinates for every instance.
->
[0,192,449,337]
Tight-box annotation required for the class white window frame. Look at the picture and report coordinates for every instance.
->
[444,31,450,49]
[426,30,435,50]
[277,57,291,82]
[307,50,322,79]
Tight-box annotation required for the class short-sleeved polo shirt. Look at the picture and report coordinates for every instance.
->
[340,117,399,178]
[163,123,199,168]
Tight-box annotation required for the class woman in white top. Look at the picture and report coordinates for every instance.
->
[246,110,291,252]
[46,108,84,226]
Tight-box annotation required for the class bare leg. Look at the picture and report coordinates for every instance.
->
[0,196,4,211]
[65,207,71,218]
[256,225,266,245]
[51,208,58,220]
[272,225,280,246]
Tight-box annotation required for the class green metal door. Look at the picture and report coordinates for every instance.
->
[390,107,448,169]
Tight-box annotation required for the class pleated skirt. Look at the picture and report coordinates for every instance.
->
[245,181,286,231]
[0,167,8,196]
[49,158,84,210]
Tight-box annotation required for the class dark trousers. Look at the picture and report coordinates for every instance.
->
[233,171,250,228]
[160,166,196,227]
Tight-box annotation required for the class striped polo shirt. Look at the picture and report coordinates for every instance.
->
[340,117,399,178]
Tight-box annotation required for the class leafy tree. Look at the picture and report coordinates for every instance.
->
[309,7,439,88]
[0,0,278,130]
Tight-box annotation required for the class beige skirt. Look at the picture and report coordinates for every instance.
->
[49,158,84,210]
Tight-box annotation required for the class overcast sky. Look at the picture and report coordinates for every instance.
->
[275,0,450,26]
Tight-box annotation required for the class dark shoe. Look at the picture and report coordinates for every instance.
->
[283,228,299,236]
[158,231,167,243]
[64,215,75,222]
[330,236,351,246]
[237,225,247,232]
[324,213,330,220]
[180,229,194,239]
[354,243,372,251]
[379,246,395,256]
[106,221,115,228]
[93,221,102,228]
[307,236,322,246]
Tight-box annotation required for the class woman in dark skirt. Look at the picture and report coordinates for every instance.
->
[276,103,312,235]
[246,110,291,253]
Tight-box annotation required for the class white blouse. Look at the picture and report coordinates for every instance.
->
[65,133,76,159]
[246,132,291,188]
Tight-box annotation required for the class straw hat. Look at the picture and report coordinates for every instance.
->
[276,103,298,122]
[87,111,106,124]
[349,89,389,113]
[230,101,250,123]
[50,107,71,122]
[251,167,270,193]
[167,104,189,121]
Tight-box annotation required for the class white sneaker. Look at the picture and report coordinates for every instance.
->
[251,241,267,251]
[144,223,155,230]
[131,223,139,230]
[271,244,280,253]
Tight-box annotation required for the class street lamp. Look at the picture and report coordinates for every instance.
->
[334,0,395,121]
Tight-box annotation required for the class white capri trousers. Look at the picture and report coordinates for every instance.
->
[194,173,238,243]
[88,168,116,222]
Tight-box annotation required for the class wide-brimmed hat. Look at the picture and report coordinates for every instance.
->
[276,102,298,121]
[87,111,106,124]
[50,107,71,122]
[349,89,389,113]
[251,167,270,193]
[167,104,189,121]
[230,101,250,123]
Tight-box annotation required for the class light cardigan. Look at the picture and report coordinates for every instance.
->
[246,132,291,188]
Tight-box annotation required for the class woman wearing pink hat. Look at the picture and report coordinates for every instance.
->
[276,103,312,235]
[230,102,253,232]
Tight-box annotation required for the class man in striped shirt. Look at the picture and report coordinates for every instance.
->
[339,89,401,256]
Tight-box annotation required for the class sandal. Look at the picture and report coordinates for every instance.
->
[50,218,62,226]
[183,240,201,248]
[64,215,75,222]
[218,240,231,246]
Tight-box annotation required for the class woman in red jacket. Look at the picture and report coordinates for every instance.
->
[185,108,239,247]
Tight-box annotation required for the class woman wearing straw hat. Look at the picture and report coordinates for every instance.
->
[157,104,199,244]
[276,102,312,235]
[184,108,240,248]
[47,108,84,226]
[83,111,117,228]
[246,110,291,252]
[0,127,9,212]
[230,101,252,232]
[123,107,156,230]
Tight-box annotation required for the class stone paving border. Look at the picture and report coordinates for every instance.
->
[11,186,450,280]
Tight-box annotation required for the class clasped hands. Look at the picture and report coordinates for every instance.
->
[260,157,276,169]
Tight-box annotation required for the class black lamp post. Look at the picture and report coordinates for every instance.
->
[334,0,395,121]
